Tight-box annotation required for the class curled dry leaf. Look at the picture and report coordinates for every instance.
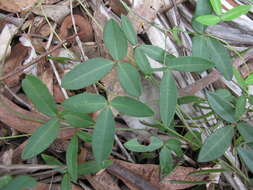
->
[112,160,206,190]
[0,24,17,61]
[60,14,94,42]
[3,43,29,87]
[0,0,37,13]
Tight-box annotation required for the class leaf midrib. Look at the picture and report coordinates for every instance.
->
[199,128,232,161]
[64,62,113,87]
[23,120,58,158]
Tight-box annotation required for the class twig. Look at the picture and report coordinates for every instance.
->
[0,13,24,26]
[3,84,32,110]
[114,135,135,163]
[107,163,159,190]
[179,70,220,96]
[70,0,89,61]
[46,23,69,99]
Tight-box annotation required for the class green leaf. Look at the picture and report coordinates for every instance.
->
[78,160,113,175]
[139,45,175,63]
[178,96,204,105]
[169,180,207,185]
[41,154,65,173]
[195,15,221,25]
[165,138,183,156]
[184,131,202,150]
[215,89,234,102]
[116,62,142,97]
[61,173,71,190]
[121,15,137,45]
[206,37,233,80]
[124,136,163,152]
[192,36,233,80]
[47,56,72,63]
[62,93,107,113]
[103,19,128,60]
[192,0,212,33]
[111,96,154,117]
[62,58,114,90]
[77,130,92,143]
[159,147,174,177]
[62,111,94,128]
[237,147,253,173]
[192,35,210,60]
[0,176,12,189]
[235,95,246,120]
[134,47,152,75]
[66,135,78,182]
[1,176,37,190]
[233,67,247,91]
[198,126,234,162]
[22,119,60,160]
[245,73,253,84]
[92,108,115,165]
[249,95,253,105]
[237,122,253,142]
[42,154,63,166]
[166,56,214,72]
[207,91,236,122]
[210,0,222,15]
[160,71,177,127]
[221,5,251,21]
[22,75,57,117]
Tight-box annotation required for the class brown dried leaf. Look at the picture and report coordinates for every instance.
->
[86,171,121,190]
[34,183,83,190]
[53,84,65,103]
[43,0,61,4]
[3,43,29,87]
[60,14,94,42]
[113,160,205,190]
[108,0,130,16]
[37,61,54,95]
[128,0,163,33]
[0,95,76,139]
[0,0,37,13]
[101,67,126,101]
[32,4,70,23]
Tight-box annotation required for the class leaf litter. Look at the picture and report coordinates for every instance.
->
[0,0,253,189]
